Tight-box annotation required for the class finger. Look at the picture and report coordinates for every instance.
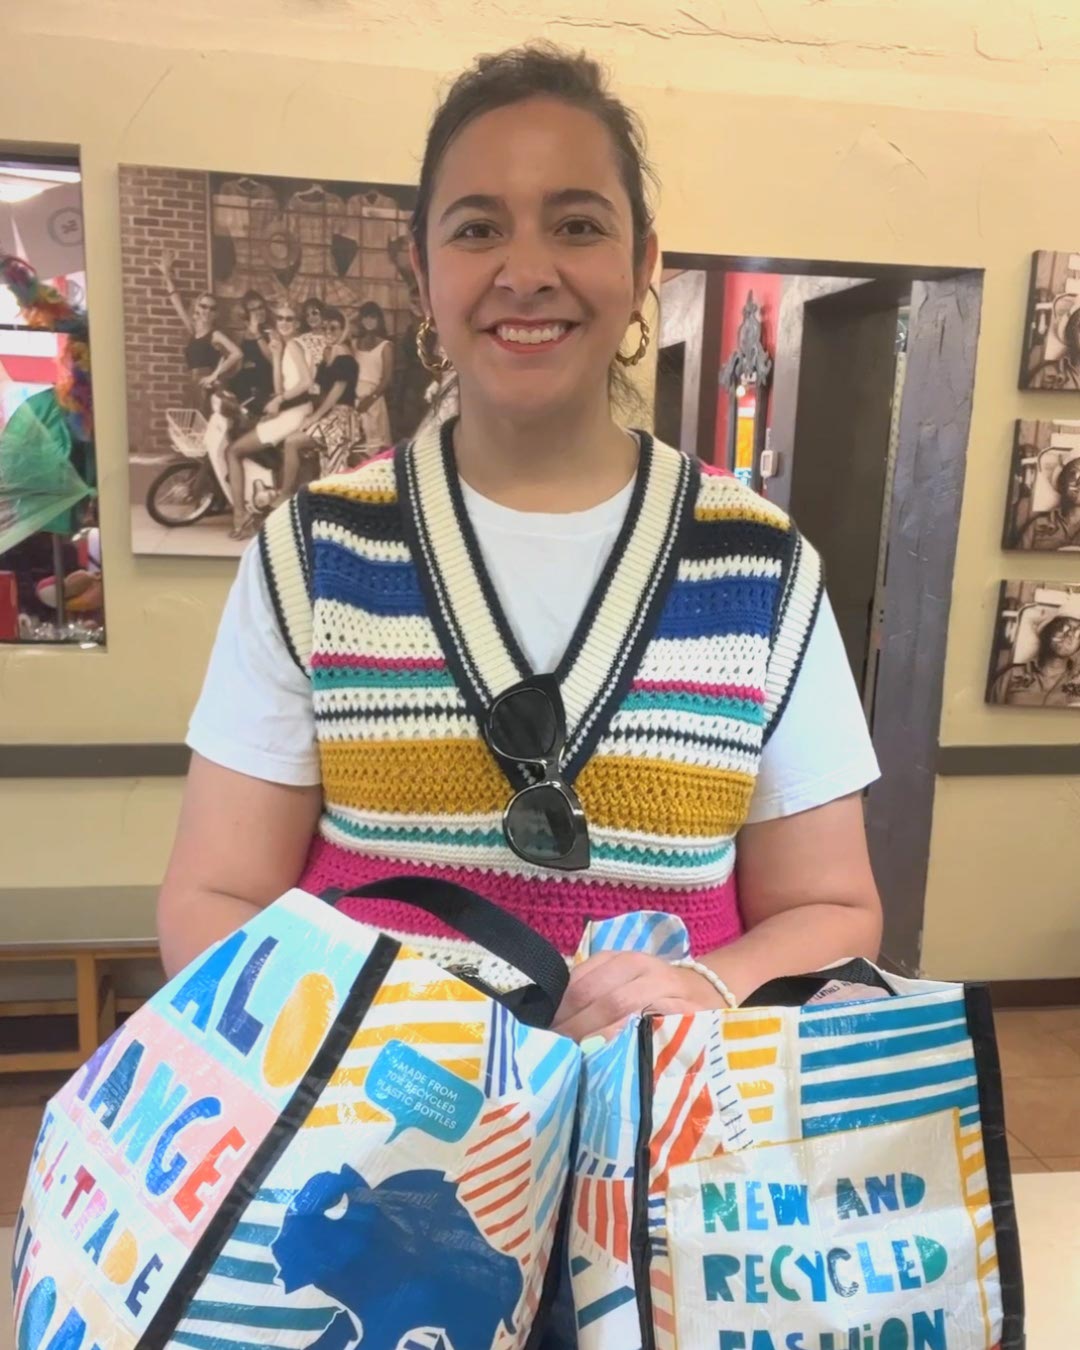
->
[557,952,656,1020]
[553,971,657,1043]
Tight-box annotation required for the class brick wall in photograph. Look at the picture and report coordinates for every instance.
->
[119,165,209,461]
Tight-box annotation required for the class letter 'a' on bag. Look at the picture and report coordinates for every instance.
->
[568,921,1025,1350]
[10,879,582,1350]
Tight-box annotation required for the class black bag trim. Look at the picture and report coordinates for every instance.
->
[966,984,1026,1350]
[741,957,896,1008]
[632,1016,658,1350]
[136,932,400,1350]
[323,874,570,1028]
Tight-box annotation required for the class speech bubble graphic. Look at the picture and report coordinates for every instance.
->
[365,1039,485,1143]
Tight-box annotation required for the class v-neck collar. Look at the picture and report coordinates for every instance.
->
[396,417,699,780]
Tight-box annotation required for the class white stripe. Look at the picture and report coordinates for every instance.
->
[635,634,770,684]
[312,520,412,563]
[607,707,765,747]
[314,599,443,660]
[677,554,784,582]
[313,685,468,714]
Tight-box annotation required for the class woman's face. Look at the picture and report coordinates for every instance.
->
[325,317,346,344]
[275,306,299,337]
[360,312,379,333]
[194,295,217,328]
[247,301,268,328]
[305,305,324,332]
[418,96,657,424]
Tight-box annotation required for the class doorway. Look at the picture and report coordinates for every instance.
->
[659,254,984,975]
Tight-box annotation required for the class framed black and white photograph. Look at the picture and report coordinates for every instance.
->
[986,580,1080,709]
[1019,250,1080,391]
[1002,418,1080,551]
[120,165,428,557]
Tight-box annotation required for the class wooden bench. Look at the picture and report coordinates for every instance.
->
[0,890,161,1074]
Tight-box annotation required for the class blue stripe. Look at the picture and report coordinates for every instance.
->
[960,1109,981,1128]
[656,929,688,958]
[175,1334,312,1350]
[312,541,426,615]
[529,1037,578,1094]
[570,1256,591,1277]
[254,1188,295,1205]
[800,1022,971,1073]
[230,1222,278,1246]
[655,575,780,640]
[536,1087,578,1231]
[803,1083,981,1137]
[186,1302,333,1330]
[798,996,966,1039]
[621,690,766,724]
[210,1256,278,1285]
[576,1285,639,1330]
[801,1057,977,1105]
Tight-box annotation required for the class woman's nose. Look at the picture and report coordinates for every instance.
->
[494,234,559,298]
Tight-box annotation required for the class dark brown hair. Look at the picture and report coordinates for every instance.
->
[410,43,657,277]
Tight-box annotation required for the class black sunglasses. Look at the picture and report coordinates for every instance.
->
[484,674,590,872]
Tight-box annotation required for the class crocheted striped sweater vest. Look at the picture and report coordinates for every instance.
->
[260,419,821,976]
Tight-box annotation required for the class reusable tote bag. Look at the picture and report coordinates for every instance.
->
[11,880,582,1350]
[569,918,1024,1350]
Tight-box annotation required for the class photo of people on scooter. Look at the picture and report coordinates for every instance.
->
[121,166,431,556]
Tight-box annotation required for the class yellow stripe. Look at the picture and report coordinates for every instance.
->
[577,757,755,837]
[748,1106,774,1124]
[305,1100,390,1128]
[330,1056,482,1087]
[374,979,488,1005]
[723,1016,782,1041]
[349,1020,486,1049]
[954,1111,992,1344]
[967,1188,990,1210]
[727,1047,778,1071]
[975,1221,996,1245]
[694,503,789,528]
[313,478,397,504]
[322,739,505,815]
[736,1079,775,1100]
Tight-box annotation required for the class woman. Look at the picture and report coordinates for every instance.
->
[1032,306,1080,391]
[165,46,880,1029]
[229,290,275,419]
[278,306,359,496]
[223,302,313,539]
[157,252,241,414]
[352,299,394,452]
[1020,453,1080,550]
[298,295,329,370]
[991,608,1080,707]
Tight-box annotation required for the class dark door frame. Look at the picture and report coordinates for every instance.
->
[664,252,985,975]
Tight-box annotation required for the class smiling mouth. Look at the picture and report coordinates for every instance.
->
[489,321,577,349]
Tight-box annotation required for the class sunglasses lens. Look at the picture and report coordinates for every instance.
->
[506,785,578,862]
[489,687,558,760]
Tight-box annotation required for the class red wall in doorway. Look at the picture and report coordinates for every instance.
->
[714,272,784,467]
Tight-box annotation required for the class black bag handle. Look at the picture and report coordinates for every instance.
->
[322,875,570,1028]
[741,957,896,1008]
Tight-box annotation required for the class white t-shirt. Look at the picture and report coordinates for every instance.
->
[188,480,880,823]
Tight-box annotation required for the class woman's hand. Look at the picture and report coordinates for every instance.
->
[199,374,217,390]
[157,251,175,279]
[551,950,729,1044]
[264,395,282,417]
[355,394,374,414]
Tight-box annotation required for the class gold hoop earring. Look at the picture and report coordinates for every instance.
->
[615,310,651,367]
[416,316,452,376]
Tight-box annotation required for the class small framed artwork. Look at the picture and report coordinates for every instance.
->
[1002,418,1080,551]
[986,580,1080,709]
[1019,251,1080,390]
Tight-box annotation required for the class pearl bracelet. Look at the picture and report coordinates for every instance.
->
[674,957,739,1009]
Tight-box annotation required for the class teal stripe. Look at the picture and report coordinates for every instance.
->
[211,1256,278,1285]
[801,1022,970,1073]
[326,811,733,868]
[175,1334,306,1350]
[230,1221,278,1245]
[803,1083,981,1137]
[312,665,455,690]
[576,1285,639,1330]
[801,1057,977,1105]
[622,690,765,724]
[799,995,966,1039]
[186,1302,332,1331]
[254,1187,296,1204]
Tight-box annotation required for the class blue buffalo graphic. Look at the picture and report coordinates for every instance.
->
[270,1165,524,1350]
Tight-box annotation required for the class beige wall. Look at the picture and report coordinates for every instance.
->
[2,0,1079,978]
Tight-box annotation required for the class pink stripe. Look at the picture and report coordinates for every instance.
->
[698,461,734,478]
[632,679,765,703]
[298,838,743,958]
[310,653,447,671]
